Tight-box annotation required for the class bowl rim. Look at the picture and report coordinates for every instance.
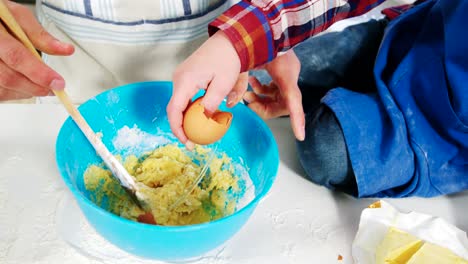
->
[55,80,280,231]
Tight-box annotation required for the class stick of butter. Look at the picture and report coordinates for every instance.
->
[406,242,468,264]
[376,228,421,263]
[376,227,468,264]
[385,240,424,263]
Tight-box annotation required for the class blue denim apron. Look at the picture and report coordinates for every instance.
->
[322,0,468,197]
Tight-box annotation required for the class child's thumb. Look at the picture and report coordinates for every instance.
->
[201,76,234,116]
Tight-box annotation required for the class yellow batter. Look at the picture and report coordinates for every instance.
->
[84,144,240,226]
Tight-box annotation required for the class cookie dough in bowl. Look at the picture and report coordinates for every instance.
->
[84,144,247,226]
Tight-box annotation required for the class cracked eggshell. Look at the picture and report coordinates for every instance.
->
[182,97,232,145]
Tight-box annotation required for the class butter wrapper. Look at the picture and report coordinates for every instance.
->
[351,200,468,263]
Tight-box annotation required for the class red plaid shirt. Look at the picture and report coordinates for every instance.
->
[209,0,419,72]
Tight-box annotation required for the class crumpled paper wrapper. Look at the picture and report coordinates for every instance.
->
[352,200,468,263]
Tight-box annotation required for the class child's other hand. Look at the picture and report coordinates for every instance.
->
[244,50,305,141]
[167,31,242,146]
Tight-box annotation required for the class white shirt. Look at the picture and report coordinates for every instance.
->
[36,0,236,103]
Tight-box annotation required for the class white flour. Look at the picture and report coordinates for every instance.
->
[112,125,174,155]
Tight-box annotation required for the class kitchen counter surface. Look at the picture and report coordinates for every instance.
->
[1,104,467,264]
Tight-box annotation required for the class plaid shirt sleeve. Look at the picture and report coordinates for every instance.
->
[209,0,388,72]
[381,0,425,20]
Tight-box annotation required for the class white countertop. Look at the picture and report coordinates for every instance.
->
[1,104,467,264]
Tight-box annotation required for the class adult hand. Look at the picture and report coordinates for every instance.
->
[167,31,243,147]
[0,1,74,101]
[244,50,305,141]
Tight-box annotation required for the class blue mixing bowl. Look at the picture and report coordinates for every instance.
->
[55,81,279,261]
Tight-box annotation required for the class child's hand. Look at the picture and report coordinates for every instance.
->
[0,1,74,101]
[167,31,242,146]
[244,50,305,141]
